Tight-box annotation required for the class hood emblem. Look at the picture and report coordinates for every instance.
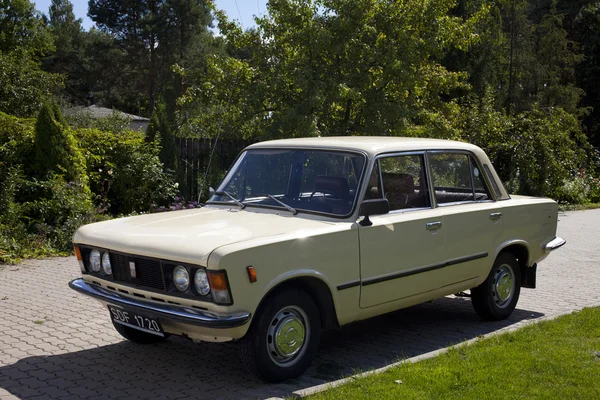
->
[129,261,136,278]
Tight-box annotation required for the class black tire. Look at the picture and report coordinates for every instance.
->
[112,321,169,344]
[239,289,321,382]
[471,252,521,321]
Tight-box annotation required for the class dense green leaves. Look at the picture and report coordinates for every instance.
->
[180,0,489,139]
[33,103,86,183]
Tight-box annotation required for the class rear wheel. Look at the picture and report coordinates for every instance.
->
[112,321,169,344]
[239,289,320,382]
[471,252,521,321]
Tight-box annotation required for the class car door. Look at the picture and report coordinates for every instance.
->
[358,153,447,309]
[427,152,503,284]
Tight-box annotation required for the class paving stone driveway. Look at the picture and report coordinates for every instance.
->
[1,210,599,399]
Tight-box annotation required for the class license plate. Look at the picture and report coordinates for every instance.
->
[108,305,165,337]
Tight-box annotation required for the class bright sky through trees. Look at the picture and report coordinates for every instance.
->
[32,0,268,30]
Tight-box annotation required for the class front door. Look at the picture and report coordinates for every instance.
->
[359,153,447,308]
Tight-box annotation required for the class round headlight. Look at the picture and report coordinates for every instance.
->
[173,265,190,291]
[102,252,112,275]
[89,250,101,272]
[194,269,211,296]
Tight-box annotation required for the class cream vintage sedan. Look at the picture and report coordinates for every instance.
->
[69,137,565,381]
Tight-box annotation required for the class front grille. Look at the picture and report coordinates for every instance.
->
[110,253,166,290]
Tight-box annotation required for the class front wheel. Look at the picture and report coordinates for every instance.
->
[471,252,521,321]
[239,289,321,382]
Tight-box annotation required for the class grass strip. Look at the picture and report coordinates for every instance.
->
[308,307,600,400]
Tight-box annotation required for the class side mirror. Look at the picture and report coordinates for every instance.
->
[359,198,389,226]
[209,187,215,195]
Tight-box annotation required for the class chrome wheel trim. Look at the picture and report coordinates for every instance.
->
[266,305,309,367]
[492,263,515,308]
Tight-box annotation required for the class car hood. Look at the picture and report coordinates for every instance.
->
[74,206,335,265]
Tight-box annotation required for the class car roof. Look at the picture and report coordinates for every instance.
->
[246,136,484,158]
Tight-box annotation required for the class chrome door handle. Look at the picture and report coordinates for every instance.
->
[426,221,442,231]
[490,212,502,221]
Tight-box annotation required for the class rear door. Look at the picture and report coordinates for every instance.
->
[427,152,503,283]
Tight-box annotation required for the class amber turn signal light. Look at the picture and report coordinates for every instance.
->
[74,246,82,261]
[74,246,85,273]
[246,266,257,283]
[207,270,228,291]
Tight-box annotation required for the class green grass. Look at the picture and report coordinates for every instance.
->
[558,202,600,211]
[308,307,600,400]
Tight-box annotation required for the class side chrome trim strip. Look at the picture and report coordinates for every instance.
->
[360,252,488,287]
[69,278,251,329]
[336,280,361,291]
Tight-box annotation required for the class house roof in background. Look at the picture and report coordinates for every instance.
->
[68,105,150,121]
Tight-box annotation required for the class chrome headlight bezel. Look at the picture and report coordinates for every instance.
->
[173,265,190,292]
[89,249,101,272]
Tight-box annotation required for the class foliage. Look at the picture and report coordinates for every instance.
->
[309,307,600,400]
[575,1,600,145]
[0,0,54,56]
[0,111,97,263]
[0,0,61,118]
[74,127,177,215]
[87,0,214,116]
[33,103,87,184]
[0,52,63,118]
[0,110,175,262]
[64,107,133,133]
[152,103,178,173]
[180,0,489,139]
[42,0,88,104]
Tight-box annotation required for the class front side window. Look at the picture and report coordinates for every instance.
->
[209,149,366,217]
[365,154,431,210]
[429,153,491,204]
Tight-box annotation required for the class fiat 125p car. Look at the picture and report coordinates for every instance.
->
[69,137,565,381]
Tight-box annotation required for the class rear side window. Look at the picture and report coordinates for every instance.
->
[484,164,504,198]
[374,154,432,211]
[429,153,491,204]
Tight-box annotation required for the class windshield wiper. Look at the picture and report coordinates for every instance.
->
[212,191,245,210]
[265,194,298,215]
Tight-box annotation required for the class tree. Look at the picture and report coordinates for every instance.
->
[0,0,61,117]
[88,0,214,117]
[0,0,54,56]
[43,0,88,104]
[535,0,584,114]
[33,103,86,183]
[0,53,62,117]
[575,1,600,145]
[88,0,162,114]
[180,0,489,139]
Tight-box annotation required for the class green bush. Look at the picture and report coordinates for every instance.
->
[554,174,589,205]
[64,108,134,134]
[33,104,87,184]
[75,128,177,214]
[1,109,174,262]
[457,94,590,202]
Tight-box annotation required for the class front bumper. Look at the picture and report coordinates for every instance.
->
[69,278,251,329]
[544,237,566,253]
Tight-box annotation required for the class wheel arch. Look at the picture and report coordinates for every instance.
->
[496,240,531,286]
[255,274,339,330]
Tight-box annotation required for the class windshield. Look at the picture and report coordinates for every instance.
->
[208,149,366,217]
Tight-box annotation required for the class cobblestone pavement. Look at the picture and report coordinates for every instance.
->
[1,210,599,399]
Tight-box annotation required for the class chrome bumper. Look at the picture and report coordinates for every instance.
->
[69,278,251,329]
[544,237,566,253]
